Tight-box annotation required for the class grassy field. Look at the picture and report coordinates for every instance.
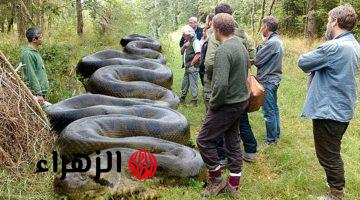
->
[0,31,359,200]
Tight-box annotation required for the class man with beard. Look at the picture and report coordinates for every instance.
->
[298,4,359,200]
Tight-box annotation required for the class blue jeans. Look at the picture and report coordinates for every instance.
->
[262,82,280,142]
[239,112,257,154]
[216,111,257,160]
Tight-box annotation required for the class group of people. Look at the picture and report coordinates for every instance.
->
[19,3,359,200]
[179,3,360,200]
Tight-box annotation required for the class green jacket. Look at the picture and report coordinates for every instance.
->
[209,37,249,110]
[20,45,49,96]
[183,37,201,68]
[204,26,255,98]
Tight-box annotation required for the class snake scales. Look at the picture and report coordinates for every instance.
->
[47,34,205,199]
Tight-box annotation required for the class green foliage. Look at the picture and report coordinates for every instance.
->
[279,0,307,35]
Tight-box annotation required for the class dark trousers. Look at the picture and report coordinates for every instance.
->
[199,71,205,86]
[216,111,257,160]
[313,119,349,190]
[197,101,248,173]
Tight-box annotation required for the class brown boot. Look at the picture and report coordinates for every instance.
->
[187,100,197,107]
[221,182,240,199]
[317,188,344,200]
[220,176,241,199]
[201,176,227,197]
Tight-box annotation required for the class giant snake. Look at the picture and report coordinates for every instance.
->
[47,34,205,199]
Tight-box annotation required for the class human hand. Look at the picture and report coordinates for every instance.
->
[183,41,190,48]
[37,96,45,105]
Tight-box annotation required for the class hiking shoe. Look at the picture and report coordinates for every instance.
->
[317,188,344,200]
[243,153,256,163]
[201,176,227,197]
[243,156,255,163]
[220,182,240,199]
[266,140,278,145]
[187,100,197,107]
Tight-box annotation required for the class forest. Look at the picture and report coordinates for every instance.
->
[0,0,359,199]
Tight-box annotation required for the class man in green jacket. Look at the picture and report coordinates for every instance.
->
[20,27,49,106]
[204,3,258,166]
[196,13,250,198]
[204,3,255,110]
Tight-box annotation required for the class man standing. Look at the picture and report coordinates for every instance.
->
[20,27,49,107]
[204,3,255,110]
[198,13,214,87]
[254,16,284,144]
[179,25,201,107]
[205,3,257,165]
[179,17,203,48]
[196,13,249,198]
[298,4,359,200]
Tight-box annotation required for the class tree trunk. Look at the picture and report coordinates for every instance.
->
[174,11,180,28]
[20,0,36,26]
[40,0,46,29]
[257,0,266,33]
[305,0,316,40]
[269,0,276,15]
[251,0,257,39]
[0,20,4,33]
[16,2,26,41]
[7,2,16,33]
[76,0,83,36]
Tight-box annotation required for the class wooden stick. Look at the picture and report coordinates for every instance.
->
[0,50,48,125]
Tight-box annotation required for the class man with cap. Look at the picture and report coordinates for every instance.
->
[179,25,201,107]
[179,17,203,48]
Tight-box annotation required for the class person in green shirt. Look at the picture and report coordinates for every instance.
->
[196,13,249,198]
[20,27,49,106]
[205,3,258,168]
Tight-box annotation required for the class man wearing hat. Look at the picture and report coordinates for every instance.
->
[179,25,201,107]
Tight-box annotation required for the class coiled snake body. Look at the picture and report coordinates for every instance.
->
[48,34,205,199]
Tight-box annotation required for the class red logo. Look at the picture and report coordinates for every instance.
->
[128,149,157,180]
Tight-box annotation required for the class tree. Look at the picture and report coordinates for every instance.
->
[305,0,316,40]
[250,0,256,38]
[257,0,266,33]
[16,1,25,41]
[269,0,276,15]
[76,0,83,36]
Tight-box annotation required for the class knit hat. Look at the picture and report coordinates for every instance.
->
[182,25,195,37]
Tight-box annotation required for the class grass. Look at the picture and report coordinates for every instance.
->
[1,30,359,200]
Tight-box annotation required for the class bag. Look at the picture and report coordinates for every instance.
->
[247,75,265,112]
